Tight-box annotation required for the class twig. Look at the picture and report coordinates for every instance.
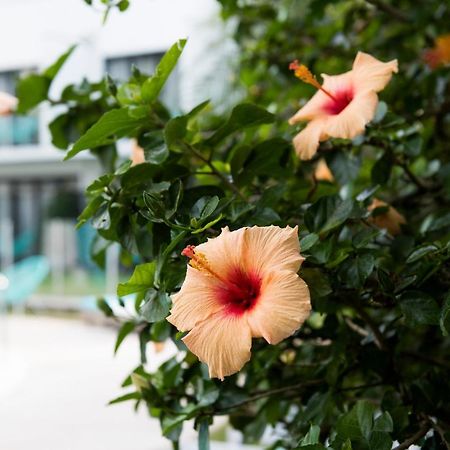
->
[365,0,409,22]
[345,317,369,338]
[400,350,450,370]
[216,379,323,413]
[352,303,387,351]
[393,422,430,450]
[184,143,247,201]
[431,420,450,450]
[338,381,385,392]
[398,160,429,192]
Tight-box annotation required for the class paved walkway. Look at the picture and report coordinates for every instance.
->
[0,314,196,450]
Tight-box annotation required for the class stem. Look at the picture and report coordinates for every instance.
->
[396,159,429,192]
[352,303,387,351]
[338,381,385,392]
[393,422,430,450]
[184,144,247,201]
[400,350,450,370]
[344,316,369,338]
[216,379,323,413]
[155,230,189,288]
[365,0,409,22]
[431,420,450,450]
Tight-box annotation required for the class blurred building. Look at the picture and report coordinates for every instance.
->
[0,0,232,289]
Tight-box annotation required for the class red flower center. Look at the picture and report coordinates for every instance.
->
[216,267,262,316]
[323,88,354,115]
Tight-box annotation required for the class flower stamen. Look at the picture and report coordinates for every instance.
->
[182,245,227,283]
[289,60,337,101]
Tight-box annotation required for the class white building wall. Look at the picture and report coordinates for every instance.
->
[0,0,235,270]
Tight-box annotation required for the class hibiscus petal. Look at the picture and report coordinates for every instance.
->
[247,270,311,344]
[0,91,18,116]
[167,265,225,331]
[241,225,303,275]
[289,90,329,123]
[195,226,244,275]
[292,120,325,160]
[352,52,398,93]
[320,71,354,93]
[183,312,252,380]
[324,90,378,139]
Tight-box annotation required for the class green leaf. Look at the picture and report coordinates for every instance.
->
[335,400,376,444]
[300,233,319,252]
[352,228,380,249]
[341,439,352,450]
[326,150,360,185]
[371,151,393,185]
[97,297,114,317]
[305,196,353,234]
[296,445,327,450]
[92,203,111,230]
[373,101,388,123]
[117,262,156,296]
[321,199,354,233]
[205,103,274,146]
[117,0,130,12]
[165,100,210,151]
[399,291,440,326]
[65,108,147,160]
[108,391,140,405]
[16,45,76,113]
[300,424,321,445]
[139,290,171,322]
[191,196,220,220]
[16,75,51,113]
[198,419,210,450]
[141,39,187,103]
[162,414,186,441]
[339,253,375,288]
[142,191,166,223]
[114,321,135,354]
[440,294,450,335]
[406,244,439,263]
[44,45,76,78]
[77,196,105,229]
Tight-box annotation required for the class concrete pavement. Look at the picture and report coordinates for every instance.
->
[0,314,191,450]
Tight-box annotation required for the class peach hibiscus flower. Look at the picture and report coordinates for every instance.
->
[288,52,398,160]
[314,159,334,182]
[368,198,406,236]
[131,140,146,165]
[0,91,18,116]
[423,34,450,69]
[167,226,311,380]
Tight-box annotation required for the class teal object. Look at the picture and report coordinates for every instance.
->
[1,256,49,305]
[13,230,36,258]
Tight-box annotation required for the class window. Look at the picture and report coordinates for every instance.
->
[105,53,179,111]
[0,70,39,146]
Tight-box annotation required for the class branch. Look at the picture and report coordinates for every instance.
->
[397,160,430,192]
[216,379,323,413]
[431,420,450,450]
[352,304,387,351]
[401,351,450,370]
[393,422,430,450]
[365,0,409,22]
[184,144,247,201]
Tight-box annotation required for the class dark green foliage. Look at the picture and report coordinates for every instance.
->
[15,0,450,448]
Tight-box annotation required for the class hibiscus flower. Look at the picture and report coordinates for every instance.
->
[368,198,406,236]
[423,34,450,69]
[0,92,18,116]
[289,52,398,160]
[167,226,311,380]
